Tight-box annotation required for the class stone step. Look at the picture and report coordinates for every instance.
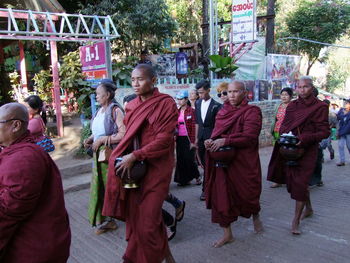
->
[63,172,91,194]
[59,160,92,179]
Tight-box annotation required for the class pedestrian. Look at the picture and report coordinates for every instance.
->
[270,87,293,188]
[83,80,125,235]
[336,99,350,166]
[195,80,221,201]
[267,76,330,234]
[204,80,263,248]
[103,64,178,263]
[174,90,201,186]
[319,99,336,161]
[189,88,199,109]
[23,95,47,141]
[0,103,71,262]
[216,82,229,103]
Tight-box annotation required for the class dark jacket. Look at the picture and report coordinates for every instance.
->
[195,98,221,140]
[337,108,350,137]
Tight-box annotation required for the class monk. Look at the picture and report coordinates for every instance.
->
[267,76,330,235]
[204,80,263,248]
[0,103,71,262]
[103,64,178,263]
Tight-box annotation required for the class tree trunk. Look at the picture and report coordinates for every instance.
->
[202,0,209,78]
[306,58,317,75]
[266,0,275,54]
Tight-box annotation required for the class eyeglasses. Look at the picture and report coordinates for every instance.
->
[217,91,228,98]
[0,118,25,124]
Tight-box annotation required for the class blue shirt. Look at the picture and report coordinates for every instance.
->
[337,108,350,136]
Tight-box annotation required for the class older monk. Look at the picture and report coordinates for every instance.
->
[0,103,71,262]
[267,76,330,234]
[103,64,178,263]
[204,80,263,248]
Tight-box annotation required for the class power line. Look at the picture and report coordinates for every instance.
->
[279,37,350,49]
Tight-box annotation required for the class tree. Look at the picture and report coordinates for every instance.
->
[285,0,350,74]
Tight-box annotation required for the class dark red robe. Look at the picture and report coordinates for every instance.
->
[205,99,262,227]
[103,88,178,263]
[0,132,71,263]
[267,95,330,201]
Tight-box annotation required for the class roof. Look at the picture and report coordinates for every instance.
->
[1,0,64,13]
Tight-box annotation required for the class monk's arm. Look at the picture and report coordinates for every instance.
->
[133,102,178,160]
[299,106,330,147]
[224,107,262,147]
[0,151,45,250]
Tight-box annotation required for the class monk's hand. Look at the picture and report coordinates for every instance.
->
[204,139,213,149]
[209,138,226,152]
[115,153,137,178]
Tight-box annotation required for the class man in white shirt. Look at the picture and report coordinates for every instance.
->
[195,80,221,200]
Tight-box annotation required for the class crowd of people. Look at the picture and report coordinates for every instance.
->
[1,63,350,262]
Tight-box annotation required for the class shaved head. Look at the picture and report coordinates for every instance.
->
[0,103,29,147]
[133,64,156,79]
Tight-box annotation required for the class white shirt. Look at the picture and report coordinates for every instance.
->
[91,109,106,141]
[201,98,212,122]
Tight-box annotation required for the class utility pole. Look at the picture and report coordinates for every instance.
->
[266,0,275,54]
[202,0,210,77]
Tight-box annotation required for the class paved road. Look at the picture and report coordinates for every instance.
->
[65,147,350,263]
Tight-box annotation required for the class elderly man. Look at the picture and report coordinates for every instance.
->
[0,103,71,262]
[268,76,330,234]
[204,80,263,248]
[103,64,178,263]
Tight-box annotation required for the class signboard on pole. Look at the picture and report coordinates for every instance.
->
[79,41,109,86]
[231,0,256,43]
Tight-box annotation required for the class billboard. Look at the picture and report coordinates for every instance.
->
[231,0,256,43]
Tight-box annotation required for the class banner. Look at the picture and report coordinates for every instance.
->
[231,0,256,43]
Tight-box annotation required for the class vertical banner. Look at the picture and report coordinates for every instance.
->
[231,0,256,43]
[176,52,188,76]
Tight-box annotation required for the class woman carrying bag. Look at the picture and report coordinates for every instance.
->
[84,80,125,234]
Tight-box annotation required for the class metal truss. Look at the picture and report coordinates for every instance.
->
[0,8,119,42]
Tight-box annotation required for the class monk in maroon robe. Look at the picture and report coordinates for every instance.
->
[0,103,71,263]
[103,64,178,263]
[267,77,330,234]
[204,80,263,248]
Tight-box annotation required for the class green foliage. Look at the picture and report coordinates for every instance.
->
[76,87,94,119]
[112,56,138,86]
[59,50,86,92]
[0,66,12,104]
[284,0,350,73]
[188,67,205,78]
[75,122,93,158]
[209,55,239,78]
[33,70,53,102]
[80,0,176,55]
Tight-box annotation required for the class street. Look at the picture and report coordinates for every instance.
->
[66,147,350,263]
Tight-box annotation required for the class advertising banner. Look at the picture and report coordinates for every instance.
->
[176,52,189,75]
[231,0,256,43]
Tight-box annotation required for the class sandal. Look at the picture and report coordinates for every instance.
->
[167,220,177,241]
[195,178,202,185]
[95,220,118,235]
[175,201,186,221]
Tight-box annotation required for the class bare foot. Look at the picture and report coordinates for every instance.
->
[301,209,313,220]
[253,217,264,234]
[213,236,234,248]
[291,219,301,235]
[270,183,281,188]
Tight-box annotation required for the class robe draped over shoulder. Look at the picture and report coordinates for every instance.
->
[103,88,178,263]
[205,99,262,227]
[0,132,71,263]
[267,96,330,201]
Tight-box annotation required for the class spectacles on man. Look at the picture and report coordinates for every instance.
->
[217,91,228,98]
[0,118,25,124]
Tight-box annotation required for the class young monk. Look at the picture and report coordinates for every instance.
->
[204,80,263,248]
[103,64,178,263]
[267,76,330,234]
[0,103,71,262]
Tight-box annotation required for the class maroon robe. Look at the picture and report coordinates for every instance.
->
[0,132,71,263]
[103,88,178,263]
[267,95,330,201]
[205,99,262,227]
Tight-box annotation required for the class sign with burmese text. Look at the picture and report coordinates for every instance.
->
[79,42,108,85]
[231,0,256,43]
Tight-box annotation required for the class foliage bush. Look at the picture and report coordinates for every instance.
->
[75,122,93,158]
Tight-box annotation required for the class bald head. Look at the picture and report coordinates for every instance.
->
[230,80,247,92]
[134,64,156,79]
[0,103,29,147]
[0,103,29,123]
